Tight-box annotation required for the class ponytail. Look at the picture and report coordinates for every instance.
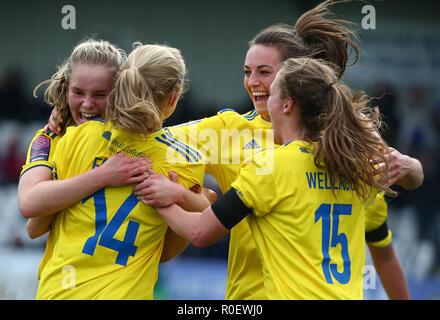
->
[249,0,359,78]
[107,67,163,134]
[294,0,359,78]
[106,44,187,135]
[277,57,396,201]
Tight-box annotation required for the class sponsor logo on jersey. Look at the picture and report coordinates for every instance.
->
[30,135,51,163]
[242,139,261,150]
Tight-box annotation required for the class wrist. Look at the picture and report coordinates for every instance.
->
[89,165,108,189]
[174,183,188,206]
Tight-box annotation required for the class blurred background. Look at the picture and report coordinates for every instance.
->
[0,0,439,299]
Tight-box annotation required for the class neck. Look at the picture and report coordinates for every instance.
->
[277,118,308,145]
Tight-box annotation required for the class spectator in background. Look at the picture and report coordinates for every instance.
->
[397,85,439,271]
[0,67,27,121]
[0,135,25,185]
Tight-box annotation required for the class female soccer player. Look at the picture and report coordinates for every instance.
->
[135,1,421,299]
[151,57,398,299]
[35,43,207,299]
[18,40,154,285]
[18,39,150,235]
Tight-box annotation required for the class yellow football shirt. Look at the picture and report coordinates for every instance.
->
[20,129,59,177]
[175,108,273,300]
[364,192,392,248]
[20,129,60,280]
[231,140,369,300]
[36,120,205,300]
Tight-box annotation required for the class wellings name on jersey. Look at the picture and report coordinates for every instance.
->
[306,171,355,191]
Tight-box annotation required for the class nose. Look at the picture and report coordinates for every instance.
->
[247,72,259,86]
[82,95,95,107]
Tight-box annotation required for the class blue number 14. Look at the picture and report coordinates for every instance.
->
[314,203,352,284]
[82,189,140,266]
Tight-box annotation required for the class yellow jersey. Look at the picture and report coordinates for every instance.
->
[364,192,392,248]
[36,120,205,300]
[20,129,60,280]
[20,129,59,177]
[175,108,273,299]
[230,140,370,299]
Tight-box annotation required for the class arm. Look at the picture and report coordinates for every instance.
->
[372,147,423,190]
[134,170,211,211]
[160,227,190,263]
[389,149,423,190]
[365,112,423,190]
[367,243,411,300]
[26,215,55,239]
[202,188,219,205]
[159,189,216,260]
[156,188,250,248]
[134,170,213,261]
[18,153,151,218]
[157,204,229,248]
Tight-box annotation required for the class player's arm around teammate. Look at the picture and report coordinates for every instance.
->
[18,39,150,238]
[152,58,399,299]
[153,57,396,245]
[36,43,209,299]
[135,0,423,299]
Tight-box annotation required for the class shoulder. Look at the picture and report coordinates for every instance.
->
[29,128,59,144]
[279,141,314,162]
[61,119,105,142]
[254,141,315,176]
[150,127,204,164]
[65,119,105,134]
[26,129,58,156]
[57,120,106,157]
[217,108,258,121]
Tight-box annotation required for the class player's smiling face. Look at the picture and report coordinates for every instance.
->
[243,44,283,121]
[67,63,114,125]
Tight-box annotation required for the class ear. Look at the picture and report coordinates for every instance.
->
[282,96,295,114]
[168,90,181,108]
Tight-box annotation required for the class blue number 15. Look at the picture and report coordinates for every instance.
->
[82,189,140,266]
[314,203,352,284]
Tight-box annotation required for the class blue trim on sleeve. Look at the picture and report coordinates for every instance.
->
[219,108,237,114]
[20,164,53,178]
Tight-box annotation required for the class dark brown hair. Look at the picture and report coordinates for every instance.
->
[249,0,359,79]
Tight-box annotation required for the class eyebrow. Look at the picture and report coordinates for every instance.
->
[71,87,108,93]
[244,64,274,69]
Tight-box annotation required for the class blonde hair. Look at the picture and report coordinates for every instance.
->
[34,38,126,134]
[106,43,186,135]
[276,57,396,201]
